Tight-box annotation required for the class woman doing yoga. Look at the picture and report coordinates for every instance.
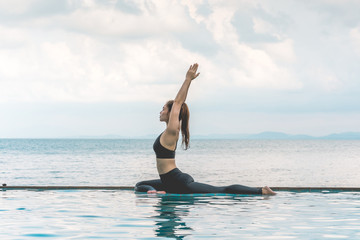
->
[135,63,276,195]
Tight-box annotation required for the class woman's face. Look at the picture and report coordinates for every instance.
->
[159,105,170,122]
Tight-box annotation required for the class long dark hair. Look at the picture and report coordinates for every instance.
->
[166,100,190,150]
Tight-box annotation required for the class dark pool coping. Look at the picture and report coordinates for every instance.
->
[1,186,360,192]
[0,186,134,190]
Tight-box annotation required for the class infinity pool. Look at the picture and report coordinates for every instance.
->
[1,190,360,239]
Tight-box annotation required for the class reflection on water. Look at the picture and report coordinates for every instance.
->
[152,196,195,239]
[138,193,263,239]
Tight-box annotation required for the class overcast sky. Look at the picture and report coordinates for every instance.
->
[1,0,360,138]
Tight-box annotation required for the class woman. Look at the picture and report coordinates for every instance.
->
[135,63,275,195]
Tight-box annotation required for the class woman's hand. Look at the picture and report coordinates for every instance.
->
[172,63,199,106]
[185,63,200,81]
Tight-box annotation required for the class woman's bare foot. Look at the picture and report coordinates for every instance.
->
[262,186,276,195]
[147,190,166,194]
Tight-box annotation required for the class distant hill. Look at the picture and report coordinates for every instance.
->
[318,132,360,140]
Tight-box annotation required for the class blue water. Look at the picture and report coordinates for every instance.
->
[1,190,360,239]
[1,139,360,187]
[1,139,360,239]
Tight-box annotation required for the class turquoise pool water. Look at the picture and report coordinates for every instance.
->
[1,190,360,239]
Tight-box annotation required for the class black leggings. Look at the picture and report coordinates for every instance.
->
[135,168,262,194]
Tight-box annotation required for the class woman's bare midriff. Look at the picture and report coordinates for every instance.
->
[156,158,177,175]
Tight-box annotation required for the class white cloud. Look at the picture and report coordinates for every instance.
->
[0,0,36,14]
[0,0,302,104]
[0,26,27,48]
[0,1,359,106]
[229,45,300,90]
[350,26,360,55]
[252,17,284,40]
[0,29,206,102]
[311,67,343,92]
[181,0,204,24]
[41,0,193,38]
[262,39,296,63]
[195,3,301,90]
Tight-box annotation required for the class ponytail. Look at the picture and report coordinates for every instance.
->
[179,103,190,150]
[166,100,190,150]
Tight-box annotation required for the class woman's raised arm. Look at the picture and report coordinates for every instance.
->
[174,63,200,105]
[165,64,200,135]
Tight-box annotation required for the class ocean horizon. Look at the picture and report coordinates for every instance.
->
[2,131,360,140]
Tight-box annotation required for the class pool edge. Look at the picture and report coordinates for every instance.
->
[1,186,360,192]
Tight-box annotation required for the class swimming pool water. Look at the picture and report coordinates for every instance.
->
[1,190,360,239]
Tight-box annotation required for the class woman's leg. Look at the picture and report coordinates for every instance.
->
[187,182,225,193]
[224,184,262,194]
[135,179,166,192]
[160,168,272,194]
[187,182,262,194]
[160,168,194,193]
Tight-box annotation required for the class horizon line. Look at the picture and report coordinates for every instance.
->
[2,131,360,140]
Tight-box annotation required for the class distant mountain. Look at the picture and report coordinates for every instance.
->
[318,132,360,140]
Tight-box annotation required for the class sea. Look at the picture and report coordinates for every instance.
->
[1,138,359,187]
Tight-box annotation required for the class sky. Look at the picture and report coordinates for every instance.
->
[1,0,360,138]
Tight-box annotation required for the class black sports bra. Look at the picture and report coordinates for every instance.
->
[153,133,176,159]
